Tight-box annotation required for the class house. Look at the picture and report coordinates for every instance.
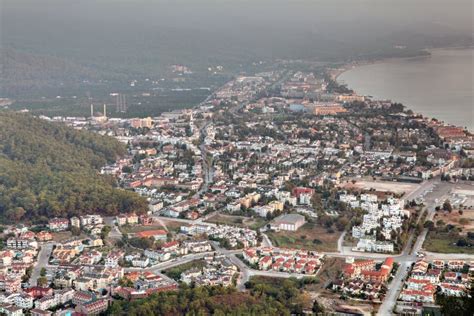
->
[291,187,314,205]
[0,304,23,316]
[400,289,435,303]
[48,218,69,231]
[76,299,108,315]
[80,215,103,227]
[243,249,258,264]
[447,260,465,271]
[13,294,33,309]
[161,241,179,253]
[439,283,466,297]
[270,214,306,231]
[30,309,52,316]
[105,251,124,268]
[258,256,272,270]
[34,295,56,310]
[36,231,53,241]
[70,217,81,228]
[7,238,37,250]
[72,291,95,306]
[24,287,53,299]
[135,230,167,241]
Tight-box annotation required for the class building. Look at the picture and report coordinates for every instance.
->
[135,230,167,241]
[76,299,108,315]
[70,217,81,228]
[270,214,306,231]
[48,218,69,231]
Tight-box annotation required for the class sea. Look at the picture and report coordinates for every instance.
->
[338,48,473,131]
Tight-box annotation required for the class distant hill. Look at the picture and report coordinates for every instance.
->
[0,111,147,223]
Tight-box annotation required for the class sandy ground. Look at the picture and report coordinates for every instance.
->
[341,179,418,195]
[434,209,474,233]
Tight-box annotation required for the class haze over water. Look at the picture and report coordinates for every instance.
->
[338,48,474,131]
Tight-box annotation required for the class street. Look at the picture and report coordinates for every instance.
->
[29,242,54,286]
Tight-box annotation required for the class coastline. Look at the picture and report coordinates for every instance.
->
[331,46,474,131]
[332,45,474,81]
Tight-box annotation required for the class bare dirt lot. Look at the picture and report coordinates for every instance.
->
[341,179,418,195]
[433,209,474,234]
[205,213,267,230]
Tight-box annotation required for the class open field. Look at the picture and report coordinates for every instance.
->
[267,223,340,252]
[424,205,474,254]
[161,259,207,280]
[341,179,417,195]
[119,220,182,235]
[433,209,474,233]
[423,232,474,254]
[52,231,87,242]
[205,213,267,230]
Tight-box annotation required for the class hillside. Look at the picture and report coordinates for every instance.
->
[0,111,147,223]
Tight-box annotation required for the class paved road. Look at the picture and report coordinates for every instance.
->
[377,179,460,315]
[378,260,412,316]
[30,242,54,286]
[261,233,273,248]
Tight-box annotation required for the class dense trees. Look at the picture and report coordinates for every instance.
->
[0,112,147,223]
[108,277,321,315]
[108,284,292,315]
[436,283,474,316]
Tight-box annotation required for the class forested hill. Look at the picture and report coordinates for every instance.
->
[0,112,147,223]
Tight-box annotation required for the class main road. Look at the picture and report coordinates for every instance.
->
[377,179,474,315]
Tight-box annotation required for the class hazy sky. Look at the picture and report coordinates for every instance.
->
[1,0,472,73]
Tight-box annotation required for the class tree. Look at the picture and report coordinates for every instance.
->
[101,225,112,239]
[443,199,453,212]
[40,267,47,277]
[424,220,435,231]
[312,299,325,314]
[37,276,48,287]
[71,226,81,236]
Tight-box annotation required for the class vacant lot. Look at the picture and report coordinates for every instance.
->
[119,220,182,235]
[267,223,340,252]
[423,232,474,254]
[52,231,87,242]
[162,259,207,280]
[433,210,474,233]
[205,213,267,230]
[341,179,417,195]
[424,207,474,254]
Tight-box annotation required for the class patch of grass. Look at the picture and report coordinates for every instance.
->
[423,232,474,254]
[267,222,340,252]
[162,259,207,280]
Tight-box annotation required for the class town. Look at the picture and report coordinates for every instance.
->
[1,67,473,316]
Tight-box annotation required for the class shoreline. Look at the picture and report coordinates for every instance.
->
[332,45,474,81]
[331,46,474,131]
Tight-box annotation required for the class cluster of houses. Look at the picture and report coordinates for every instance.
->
[49,214,105,233]
[342,194,409,253]
[0,287,110,316]
[243,247,324,275]
[332,257,395,300]
[112,271,177,301]
[398,259,473,305]
[180,253,238,287]
[137,240,213,267]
